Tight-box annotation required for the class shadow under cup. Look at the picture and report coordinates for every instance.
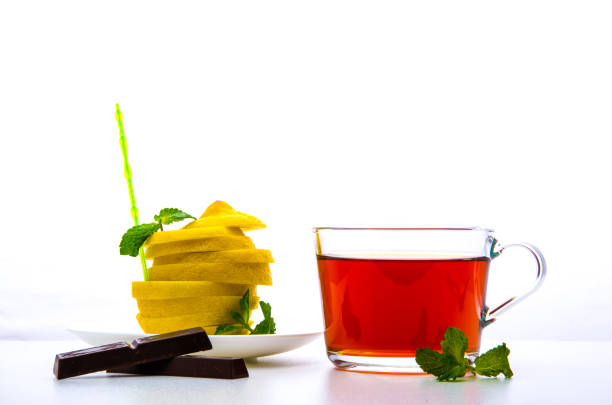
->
[314,227,546,373]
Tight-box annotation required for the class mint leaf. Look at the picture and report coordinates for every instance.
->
[417,327,514,381]
[119,223,160,256]
[214,325,243,335]
[154,208,195,227]
[231,311,246,325]
[239,290,251,323]
[219,293,276,335]
[439,361,470,381]
[415,348,454,376]
[474,343,513,378]
[259,301,273,322]
[120,207,192,257]
[252,318,275,334]
[228,291,255,333]
[415,348,468,381]
[252,301,276,335]
[440,327,468,362]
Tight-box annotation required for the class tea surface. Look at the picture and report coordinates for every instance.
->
[317,255,490,357]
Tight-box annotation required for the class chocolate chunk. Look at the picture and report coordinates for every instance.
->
[108,355,249,379]
[54,327,212,379]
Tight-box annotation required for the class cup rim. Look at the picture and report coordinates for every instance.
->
[313,226,494,232]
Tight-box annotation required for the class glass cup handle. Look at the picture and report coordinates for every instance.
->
[482,241,547,326]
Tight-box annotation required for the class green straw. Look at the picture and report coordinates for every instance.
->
[115,103,149,281]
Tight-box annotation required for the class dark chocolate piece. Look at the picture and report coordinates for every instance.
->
[108,355,249,379]
[54,327,212,379]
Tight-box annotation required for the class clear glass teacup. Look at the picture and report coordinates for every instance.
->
[314,227,546,372]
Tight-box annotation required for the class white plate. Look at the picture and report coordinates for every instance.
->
[67,326,322,358]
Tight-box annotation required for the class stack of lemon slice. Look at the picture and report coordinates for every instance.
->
[132,201,274,334]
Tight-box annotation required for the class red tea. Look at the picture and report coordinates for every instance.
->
[317,255,490,357]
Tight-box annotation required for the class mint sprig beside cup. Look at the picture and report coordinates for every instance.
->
[415,327,513,381]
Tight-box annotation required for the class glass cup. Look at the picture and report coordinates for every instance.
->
[314,227,546,372]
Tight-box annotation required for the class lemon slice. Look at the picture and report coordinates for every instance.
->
[153,249,274,266]
[145,236,255,259]
[144,227,243,247]
[137,295,260,317]
[136,311,256,333]
[183,201,266,231]
[132,281,256,299]
[148,263,272,285]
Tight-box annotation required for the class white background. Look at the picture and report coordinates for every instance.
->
[0,0,610,342]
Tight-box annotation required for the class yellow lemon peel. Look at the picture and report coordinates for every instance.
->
[183,201,266,231]
[144,236,255,259]
[132,281,256,299]
[144,227,243,247]
[153,249,274,266]
[136,295,260,317]
[148,263,273,286]
[136,311,256,333]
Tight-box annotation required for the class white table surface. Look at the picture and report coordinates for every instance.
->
[0,338,608,405]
